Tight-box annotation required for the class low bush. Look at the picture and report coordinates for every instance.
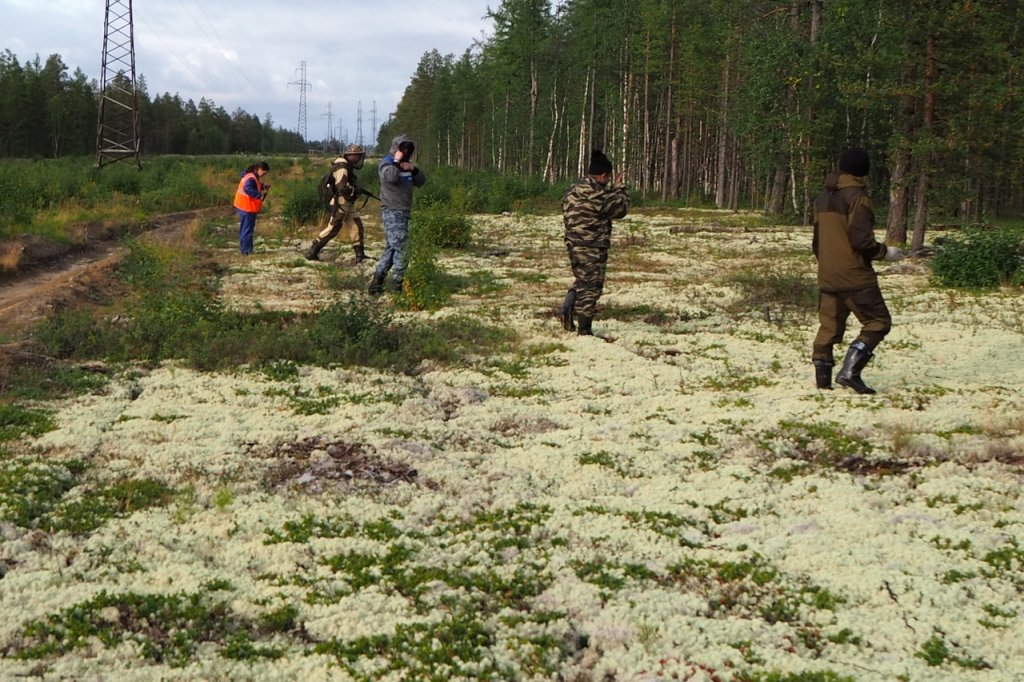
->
[29,239,513,375]
[930,227,1024,289]
[280,183,323,227]
[725,268,818,311]
[399,201,474,311]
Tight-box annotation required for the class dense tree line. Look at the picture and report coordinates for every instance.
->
[0,50,305,160]
[380,0,1024,241]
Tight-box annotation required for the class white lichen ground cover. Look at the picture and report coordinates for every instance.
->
[2,209,1023,681]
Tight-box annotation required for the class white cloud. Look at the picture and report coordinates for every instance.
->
[1,0,496,143]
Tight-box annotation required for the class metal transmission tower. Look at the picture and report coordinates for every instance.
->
[95,0,141,169]
[355,101,363,147]
[370,101,378,154]
[288,61,311,141]
[321,102,334,153]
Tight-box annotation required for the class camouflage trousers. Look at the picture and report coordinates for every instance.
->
[566,244,608,318]
[317,203,363,245]
[812,284,892,363]
[373,208,411,285]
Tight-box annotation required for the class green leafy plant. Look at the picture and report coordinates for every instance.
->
[725,267,818,311]
[0,403,56,441]
[930,228,1024,288]
[399,201,472,310]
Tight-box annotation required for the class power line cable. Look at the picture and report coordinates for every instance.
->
[136,13,210,90]
[176,0,260,93]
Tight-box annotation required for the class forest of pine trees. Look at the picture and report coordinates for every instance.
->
[0,50,305,162]
[4,0,1024,240]
[378,0,1024,241]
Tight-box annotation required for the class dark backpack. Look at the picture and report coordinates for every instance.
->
[317,161,344,207]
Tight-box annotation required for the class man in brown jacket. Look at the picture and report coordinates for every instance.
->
[812,148,904,394]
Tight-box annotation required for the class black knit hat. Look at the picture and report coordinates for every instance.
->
[838,148,870,177]
[588,149,613,176]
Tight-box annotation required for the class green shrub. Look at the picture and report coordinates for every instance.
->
[400,237,446,311]
[0,404,56,442]
[307,297,406,367]
[930,228,1024,288]
[30,234,512,373]
[280,180,324,227]
[400,202,470,310]
[725,268,818,310]
[412,165,555,214]
[1,361,109,401]
[414,201,472,249]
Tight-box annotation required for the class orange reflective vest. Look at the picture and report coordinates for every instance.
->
[233,172,264,213]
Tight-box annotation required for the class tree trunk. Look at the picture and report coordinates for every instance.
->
[661,11,677,201]
[528,57,537,177]
[767,163,788,214]
[621,35,631,183]
[886,146,910,244]
[543,79,561,184]
[911,33,937,252]
[715,56,729,209]
[577,66,591,176]
[802,0,823,225]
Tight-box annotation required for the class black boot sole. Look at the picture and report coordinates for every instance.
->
[836,377,876,395]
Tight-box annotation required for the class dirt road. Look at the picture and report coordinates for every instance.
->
[0,207,227,346]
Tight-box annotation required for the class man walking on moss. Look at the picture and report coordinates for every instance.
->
[812,147,904,393]
[368,135,426,295]
[560,149,630,335]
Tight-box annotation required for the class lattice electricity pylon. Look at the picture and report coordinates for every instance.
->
[289,61,310,142]
[95,0,142,169]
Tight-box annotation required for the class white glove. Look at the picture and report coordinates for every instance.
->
[884,246,905,262]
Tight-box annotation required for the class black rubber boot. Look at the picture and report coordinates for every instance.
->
[305,238,325,261]
[388,277,404,293]
[560,289,577,332]
[813,360,833,390]
[836,341,875,394]
[368,272,385,296]
[353,244,369,263]
[577,316,593,336]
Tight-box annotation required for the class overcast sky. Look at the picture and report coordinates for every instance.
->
[2,0,497,145]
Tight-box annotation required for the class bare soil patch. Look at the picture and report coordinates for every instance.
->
[0,207,229,361]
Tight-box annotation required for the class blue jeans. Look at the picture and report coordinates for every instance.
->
[374,208,410,284]
[237,210,257,255]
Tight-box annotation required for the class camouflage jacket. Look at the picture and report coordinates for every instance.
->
[562,176,630,248]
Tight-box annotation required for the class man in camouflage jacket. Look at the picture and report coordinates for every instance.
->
[561,149,630,336]
[306,144,370,263]
[812,147,904,394]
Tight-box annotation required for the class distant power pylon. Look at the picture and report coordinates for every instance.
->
[95,0,141,169]
[321,102,334,152]
[370,101,378,154]
[289,61,310,142]
[356,101,363,147]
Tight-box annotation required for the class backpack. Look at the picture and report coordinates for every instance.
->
[317,161,344,207]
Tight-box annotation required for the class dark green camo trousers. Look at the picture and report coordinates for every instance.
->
[566,244,608,318]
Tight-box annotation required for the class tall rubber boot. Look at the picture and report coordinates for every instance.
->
[560,289,577,332]
[368,272,385,296]
[813,360,833,390]
[388,277,404,293]
[353,219,369,263]
[577,316,593,336]
[836,341,875,394]
[305,238,325,261]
